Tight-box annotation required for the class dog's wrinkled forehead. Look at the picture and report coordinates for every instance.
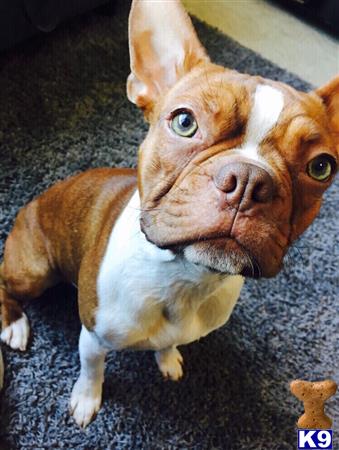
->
[161,69,289,158]
[238,84,284,158]
[128,0,338,160]
[159,66,335,170]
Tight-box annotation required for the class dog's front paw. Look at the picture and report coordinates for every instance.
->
[155,347,184,381]
[1,313,29,351]
[70,378,102,428]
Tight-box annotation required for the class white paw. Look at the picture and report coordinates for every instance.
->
[1,313,29,351]
[70,378,102,428]
[155,347,184,381]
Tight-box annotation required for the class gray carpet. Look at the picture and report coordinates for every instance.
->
[0,2,338,449]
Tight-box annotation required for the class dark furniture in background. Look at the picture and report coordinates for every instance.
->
[274,0,339,36]
[0,0,337,53]
[0,0,111,51]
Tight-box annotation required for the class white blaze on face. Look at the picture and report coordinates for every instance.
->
[240,84,284,161]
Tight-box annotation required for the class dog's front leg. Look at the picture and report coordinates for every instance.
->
[155,346,184,381]
[70,326,107,428]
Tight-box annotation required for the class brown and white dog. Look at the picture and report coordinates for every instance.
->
[0,0,338,427]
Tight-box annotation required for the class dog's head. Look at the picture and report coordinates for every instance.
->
[127,0,338,277]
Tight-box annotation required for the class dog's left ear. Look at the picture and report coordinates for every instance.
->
[315,75,339,152]
[127,0,209,114]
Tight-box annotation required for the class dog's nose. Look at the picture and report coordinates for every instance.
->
[214,162,274,211]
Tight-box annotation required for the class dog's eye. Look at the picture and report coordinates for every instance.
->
[171,111,198,138]
[307,154,337,182]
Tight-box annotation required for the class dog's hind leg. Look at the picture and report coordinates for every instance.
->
[0,263,30,351]
[0,287,29,351]
[0,256,57,352]
[0,203,60,351]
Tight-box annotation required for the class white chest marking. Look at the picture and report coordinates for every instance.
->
[240,84,284,161]
[96,191,244,351]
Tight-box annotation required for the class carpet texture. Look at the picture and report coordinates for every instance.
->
[0,2,338,449]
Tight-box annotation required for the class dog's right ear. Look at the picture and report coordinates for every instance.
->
[127,0,209,115]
